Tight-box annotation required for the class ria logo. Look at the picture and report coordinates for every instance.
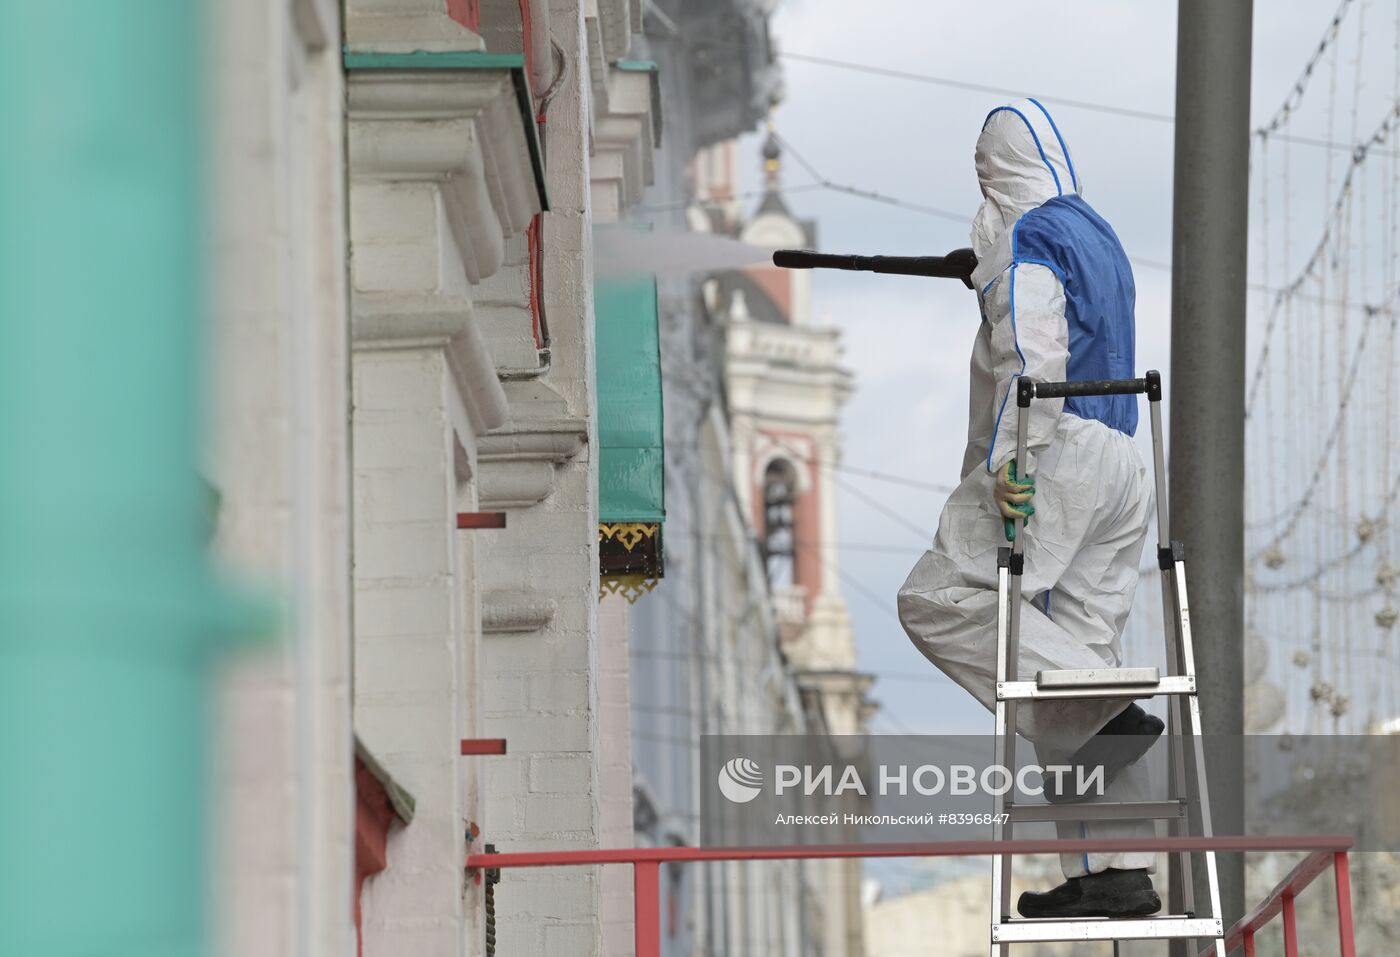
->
[717,757,764,804]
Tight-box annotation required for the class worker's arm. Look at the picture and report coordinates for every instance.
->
[983,261,1068,476]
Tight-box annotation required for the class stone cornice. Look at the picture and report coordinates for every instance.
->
[588,62,661,221]
[345,52,547,284]
[578,3,662,222]
[477,423,587,462]
[352,292,511,435]
[476,382,588,509]
[344,4,487,55]
[587,0,634,65]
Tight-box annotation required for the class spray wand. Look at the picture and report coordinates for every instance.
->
[771,247,978,289]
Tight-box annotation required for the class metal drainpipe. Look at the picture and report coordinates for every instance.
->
[0,4,251,954]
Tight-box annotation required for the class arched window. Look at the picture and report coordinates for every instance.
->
[761,459,798,586]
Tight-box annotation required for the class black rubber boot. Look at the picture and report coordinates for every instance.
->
[1017,867,1162,919]
[1045,703,1165,804]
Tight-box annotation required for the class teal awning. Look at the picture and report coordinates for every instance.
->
[595,273,665,526]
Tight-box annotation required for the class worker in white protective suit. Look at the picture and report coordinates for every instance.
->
[897,99,1165,919]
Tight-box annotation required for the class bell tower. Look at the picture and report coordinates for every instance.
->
[714,132,871,734]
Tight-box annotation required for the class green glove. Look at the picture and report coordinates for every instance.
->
[994,459,1035,542]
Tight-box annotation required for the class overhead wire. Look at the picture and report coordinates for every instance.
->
[766,129,969,226]
[649,8,1399,734]
[778,51,1174,125]
[645,463,943,735]
[764,128,1174,277]
[764,126,1400,319]
[781,23,1393,158]
[634,407,947,735]
[744,425,938,543]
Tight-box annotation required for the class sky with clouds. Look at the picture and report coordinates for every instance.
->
[728,0,1395,740]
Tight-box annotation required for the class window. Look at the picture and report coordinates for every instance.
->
[761,459,798,586]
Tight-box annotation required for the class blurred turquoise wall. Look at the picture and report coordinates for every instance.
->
[0,3,241,954]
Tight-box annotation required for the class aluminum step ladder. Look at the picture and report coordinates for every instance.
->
[989,371,1225,955]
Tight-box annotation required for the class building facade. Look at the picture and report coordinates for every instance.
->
[4,1,878,954]
[626,5,875,952]
[211,1,664,955]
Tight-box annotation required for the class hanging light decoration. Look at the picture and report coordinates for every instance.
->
[1376,560,1397,588]
[1355,515,1376,543]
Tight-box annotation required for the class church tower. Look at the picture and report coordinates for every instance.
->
[710,132,872,737]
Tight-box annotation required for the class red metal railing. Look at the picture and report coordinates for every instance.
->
[466,835,1355,956]
[1201,847,1355,957]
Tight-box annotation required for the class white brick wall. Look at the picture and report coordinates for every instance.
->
[209,2,354,956]
[353,347,472,956]
[338,1,665,951]
[209,0,666,952]
[598,595,635,955]
[471,2,615,950]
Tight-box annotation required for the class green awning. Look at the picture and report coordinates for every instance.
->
[595,271,665,594]
[596,273,665,525]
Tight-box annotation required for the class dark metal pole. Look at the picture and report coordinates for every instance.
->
[1170,0,1253,937]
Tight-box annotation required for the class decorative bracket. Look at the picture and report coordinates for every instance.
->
[599,522,663,603]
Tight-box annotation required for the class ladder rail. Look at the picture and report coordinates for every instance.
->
[1149,385,1201,927]
[1161,565,1198,922]
[993,389,1034,953]
[1147,382,1170,549]
[992,372,1223,954]
[990,556,1015,955]
[1171,559,1225,941]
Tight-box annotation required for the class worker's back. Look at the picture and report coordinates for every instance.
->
[1011,194,1138,437]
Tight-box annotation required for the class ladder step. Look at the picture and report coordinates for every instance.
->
[998,675,1195,701]
[1005,799,1186,823]
[1037,667,1160,688]
[992,916,1223,944]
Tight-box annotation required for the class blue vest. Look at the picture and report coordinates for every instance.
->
[1012,194,1138,437]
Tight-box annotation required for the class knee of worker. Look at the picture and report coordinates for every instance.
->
[897,563,992,659]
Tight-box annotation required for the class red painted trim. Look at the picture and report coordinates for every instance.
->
[1205,847,1358,956]
[519,0,534,75]
[354,759,399,957]
[467,835,1352,871]
[459,836,1356,957]
[1334,852,1356,957]
[457,511,507,529]
[1281,893,1299,957]
[634,862,662,957]
[527,216,547,349]
[459,738,509,755]
[447,0,481,32]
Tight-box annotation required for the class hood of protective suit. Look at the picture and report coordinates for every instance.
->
[971,99,1080,267]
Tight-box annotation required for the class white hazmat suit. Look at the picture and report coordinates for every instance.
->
[897,99,1154,877]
